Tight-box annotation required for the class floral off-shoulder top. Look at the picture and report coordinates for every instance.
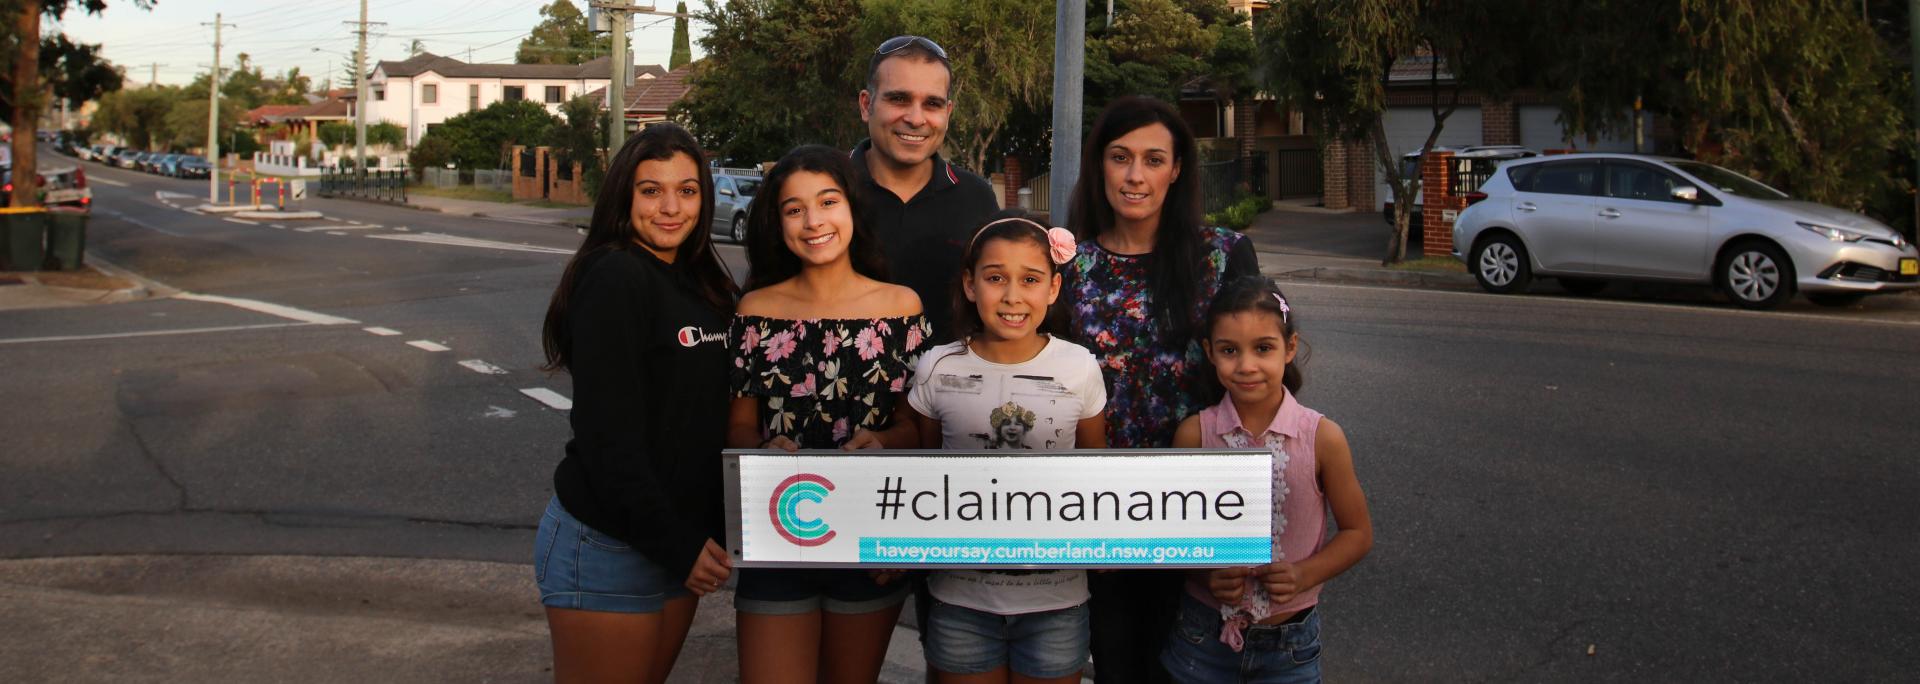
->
[729,314,933,448]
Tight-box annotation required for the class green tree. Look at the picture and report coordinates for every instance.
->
[670,2,692,69]
[407,135,453,178]
[266,67,312,105]
[552,95,606,195]
[516,0,611,65]
[93,85,181,150]
[162,95,248,152]
[4,0,154,207]
[1257,0,1536,263]
[420,99,560,169]
[673,0,866,165]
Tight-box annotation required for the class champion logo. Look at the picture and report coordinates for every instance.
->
[770,474,836,547]
[677,326,726,347]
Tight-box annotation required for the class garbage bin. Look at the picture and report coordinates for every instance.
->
[0,207,47,272]
[44,207,88,271]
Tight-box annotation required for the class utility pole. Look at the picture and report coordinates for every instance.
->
[590,1,637,154]
[202,13,234,204]
[134,62,166,87]
[1910,0,1919,240]
[346,0,385,175]
[1049,0,1086,219]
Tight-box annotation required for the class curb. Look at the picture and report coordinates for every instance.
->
[1269,265,1477,290]
[234,210,323,220]
[84,253,180,300]
[194,204,269,214]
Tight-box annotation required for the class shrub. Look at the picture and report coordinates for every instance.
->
[1206,193,1270,232]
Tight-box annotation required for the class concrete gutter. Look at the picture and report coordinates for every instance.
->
[234,210,323,220]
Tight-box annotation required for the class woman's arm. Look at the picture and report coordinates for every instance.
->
[1075,413,1108,449]
[728,396,795,451]
[1263,417,1373,603]
[845,399,924,450]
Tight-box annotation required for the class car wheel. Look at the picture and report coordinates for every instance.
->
[1718,241,1795,310]
[1558,277,1607,296]
[1470,233,1532,294]
[1807,292,1867,308]
[730,214,747,244]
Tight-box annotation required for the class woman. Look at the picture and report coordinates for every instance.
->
[727,144,931,683]
[534,123,738,684]
[1062,96,1260,683]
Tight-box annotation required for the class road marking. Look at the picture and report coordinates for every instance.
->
[366,232,573,255]
[407,340,451,352]
[393,226,410,232]
[154,190,194,199]
[484,406,517,419]
[346,220,363,225]
[223,218,258,226]
[172,293,360,325]
[0,322,314,345]
[92,177,129,187]
[363,326,402,336]
[269,224,285,229]
[1282,281,1920,329]
[458,359,509,375]
[520,388,574,411]
[295,224,380,232]
[327,232,348,236]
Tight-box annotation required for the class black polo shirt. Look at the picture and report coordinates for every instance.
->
[850,140,999,344]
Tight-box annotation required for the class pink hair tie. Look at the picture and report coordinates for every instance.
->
[1046,227,1077,265]
[1272,292,1290,323]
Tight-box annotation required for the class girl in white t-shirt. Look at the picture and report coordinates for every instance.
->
[874,212,1108,683]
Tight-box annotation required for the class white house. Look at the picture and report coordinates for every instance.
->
[365,52,666,146]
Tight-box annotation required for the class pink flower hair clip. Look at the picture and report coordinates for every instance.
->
[1272,292,1290,323]
[1046,227,1077,265]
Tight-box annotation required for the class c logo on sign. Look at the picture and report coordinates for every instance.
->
[770,474,836,547]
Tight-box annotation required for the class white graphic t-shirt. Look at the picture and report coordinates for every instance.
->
[907,336,1107,615]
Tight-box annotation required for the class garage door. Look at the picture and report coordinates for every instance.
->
[1519,105,1636,153]
[1375,106,1481,210]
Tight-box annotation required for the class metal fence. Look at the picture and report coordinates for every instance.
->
[318,169,408,204]
[1198,158,1242,214]
[1274,149,1323,199]
[1450,158,1501,195]
[422,167,460,189]
[474,169,511,193]
[1020,172,1051,213]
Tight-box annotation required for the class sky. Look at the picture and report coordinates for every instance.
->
[51,0,708,89]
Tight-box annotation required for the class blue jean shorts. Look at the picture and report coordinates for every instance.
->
[1161,593,1322,684]
[733,567,910,615]
[533,496,688,613]
[925,599,1091,679]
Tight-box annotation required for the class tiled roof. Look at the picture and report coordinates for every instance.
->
[243,104,303,125]
[1387,54,1453,83]
[375,52,620,80]
[284,99,350,119]
[584,63,693,114]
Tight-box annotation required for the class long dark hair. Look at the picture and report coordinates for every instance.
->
[541,123,738,371]
[948,209,1072,343]
[1204,276,1306,395]
[742,144,888,292]
[1066,95,1206,343]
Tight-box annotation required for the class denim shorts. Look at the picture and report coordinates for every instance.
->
[925,599,1091,679]
[1160,593,1322,684]
[733,567,911,616]
[533,496,688,613]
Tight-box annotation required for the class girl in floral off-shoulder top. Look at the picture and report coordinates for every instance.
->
[724,145,931,683]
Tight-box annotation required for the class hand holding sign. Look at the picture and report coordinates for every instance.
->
[1208,566,1254,604]
[684,539,733,597]
[1259,560,1302,605]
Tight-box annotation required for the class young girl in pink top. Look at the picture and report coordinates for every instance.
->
[1161,277,1373,684]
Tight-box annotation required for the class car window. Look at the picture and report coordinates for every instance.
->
[1603,162,1687,202]
[1515,161,1598,196]
[717,177,733,194]
[736,179,759,196]
[1666,161,1789,200]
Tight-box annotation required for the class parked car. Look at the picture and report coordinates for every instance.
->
[709,169,762,243]
[0,146,91,211]
[1384,145,1538,227]
[112,149,142,169]
[1453,153,1919,309]
[174,155,211,179]
[83,144,115,163]
[151,153,180,175]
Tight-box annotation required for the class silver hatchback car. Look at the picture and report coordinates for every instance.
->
[1453,153,1919,309]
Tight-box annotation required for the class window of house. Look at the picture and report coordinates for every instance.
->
[468,84,480,111]
[546,86,565,104]
[504,86,524,102]
[373,88,385,101]
[422,84,437,105]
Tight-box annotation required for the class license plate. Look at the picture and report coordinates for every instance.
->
[44,188,88,204]
[1902,258,1918,276]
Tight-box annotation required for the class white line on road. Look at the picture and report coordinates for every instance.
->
[407,340,451,352]
[458,359,509,375]
[155,190,195,199]
[520,388,574,411]
[327,232,348,236]
[269,224,285,229]
[294,225,380,232]
[92,177,129,187]
[172,293,360,325]
[484,406,517,419]
[223,218,258,226]
[366,232,573,255]
[346,220,363,225]
[362,326,402,336]
[0,322,314,345]
[1282,280,1920,329]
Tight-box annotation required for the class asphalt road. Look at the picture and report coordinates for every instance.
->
[4,159,1917,681]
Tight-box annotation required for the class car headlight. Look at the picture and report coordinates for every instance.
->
[1797,221,1868,242]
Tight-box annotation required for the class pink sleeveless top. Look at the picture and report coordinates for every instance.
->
[1185,390,1326,650]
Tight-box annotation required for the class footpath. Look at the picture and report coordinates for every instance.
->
[398,194,591,229]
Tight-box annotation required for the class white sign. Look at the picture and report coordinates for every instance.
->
[724,449,1274,569]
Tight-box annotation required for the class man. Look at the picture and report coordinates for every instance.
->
[852,35,999,344]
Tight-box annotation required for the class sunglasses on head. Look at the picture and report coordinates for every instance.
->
[875,35,947,60]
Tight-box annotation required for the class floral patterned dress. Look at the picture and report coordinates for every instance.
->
[1064,226,1256,448]
[729,314,933,448]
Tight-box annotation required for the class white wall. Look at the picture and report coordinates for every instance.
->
[1375,106,1483,210]
[368,71,610,146]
